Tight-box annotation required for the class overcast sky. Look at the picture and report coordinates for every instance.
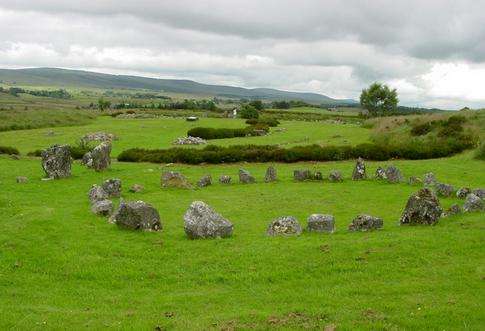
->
[1,0,484,109]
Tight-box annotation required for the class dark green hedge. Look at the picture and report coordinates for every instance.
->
[187,125,269,140]
[0,146,19,155]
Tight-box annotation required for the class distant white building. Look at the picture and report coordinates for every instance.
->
[232,108,238,118]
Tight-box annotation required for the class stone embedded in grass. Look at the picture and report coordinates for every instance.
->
[375,166,387,180]
[423,172,437,186]
[102,178,122,198]
[161,171,192,189]
[348,214,383,231]
[129,184,144,193]
[456,187,471,199]
[463,193,484,212]
[293,169,312,181]
[307,214,335,233]
[352,157,366,180]
[445,204,462,216]
[81,132,116,143]
[399,188,442,225]
[88,184,109,203]
[239,169,255,184]
[82,142,111,172]
[313,171,323,180]
[16,176,28,183]
[183,201,233,239]
[110,200,162,231]
[41,144,72,179]
[197,175,212,188]
[173,136,206,145]
[328,170,343,182]
[434,183,455,197]
[219,175,231,184]
[408,176,422,185]
[264,166,277,182]
[472,188,485,199]
[267,216,302,236]
[385,166,403,183]
[91,199,113,216]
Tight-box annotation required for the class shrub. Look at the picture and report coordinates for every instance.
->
[70,140,94,159]
[245,118,280,127]
[0,146,19,155]
[411,122,434,136]
[475,140,485,160]
[239,104,259,119]
[187,125,268,140]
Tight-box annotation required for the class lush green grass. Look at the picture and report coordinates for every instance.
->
[0,151,484,330]
[0,116,371,156]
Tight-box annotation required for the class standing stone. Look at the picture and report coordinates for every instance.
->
[102,178,122,198]
[183,201,233,239]
[328,170,343,182]
[348,214,383,231]
[129,184,144,193]
[399,188,442,225]
[408,176,422,185]
[41,144,72,179]
[307,214,335,233]
[352,157,366,180]
[294,169,312,181]
[83,142,111,172]
[456,187,471,199]
[434,183,455,197]
[375,167,387,180]
[267,216,302,236]
[91,200,113,216]
[219,175,231,184]
[161,171,192,188]
[110,200,162,231]
[423,172,437,186]
[445,204,462,216]
[88,184,109,203]
[264,166,277,182]
[385,166,403,183]
[197,175,212,188]
[16,176,28,183]
[239,169,255,184]
[463,194,484,212]
[472,188,485,199]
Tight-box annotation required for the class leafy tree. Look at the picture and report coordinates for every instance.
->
[360,82,398,115]
[98,98,111,111]
[249,100,264,111]
[271,100,291,109]
[239,104,259,119]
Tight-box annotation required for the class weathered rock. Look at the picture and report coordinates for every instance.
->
[183,201,233,239]
[88,184,109,203]
[463,194,484,212]
[456,187,472,199]
[173,136,207,145]
[10,154,20,160]
[197,175,212,188]
[434,183,455,197]
[385,166,403,183]
[129,184,144,193]
[91,199,113,216]
[41,144,72,179]
[472,188,485,199]
[307,214,335,233]
[423,172,437,186]
[328,170,343,182]
[16,176,28,183]
[110,200,161,231]
[294,169,312,181]
[348,214,383,231]
[83,142,111,172]
[352,157,366,180]
[445,204,462,216]
[161,171,192,189]
[81,132,116,143]
[267,216,302,236]
[399,188,442,225]
[313,171,323,181]
[102,178,122,198]
[264,166,277,182]
[219,175,231,184]
[408,176,423,185]
[239,169,255,184]
[375,166,387,180]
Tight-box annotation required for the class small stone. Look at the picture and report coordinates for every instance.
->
[239,169,255,184]
[352,157,366,180]
[264,166,277,182]
[445,204,462,216]
[375,166,387,180]
[307,214,335,233]
[385,165,403,183]
[348,214,383,231]
[456,187,472,199]
[267,216,302,236]
[293,169,312,181]
[399,188,442,225]
[41,144,72,179]
[161,171,192,189]
[197,175,212,188]
[434,183,455,197]
[328,170,343,182]
[408,176,422,185]
[91,199,113,216]
[472,188,485,199]
[16,176,28,183]
[183,201,233,239]
[463,194,484,212]
[10,154,20,160]
[102,178,122,198]
[129,184,144,193]
[88,184,109,203]
[219,175,231,184]
[313,171,323,180]
[110,200,162,231]
[423,172,437,185]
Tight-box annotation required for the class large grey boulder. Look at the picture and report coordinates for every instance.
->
[348,214,383,231]
[239,169,255,184]
[267,216,302,236]
[399,188,442,225]
[375,167,387,180]
[434,183,455,197]
[423,172,437,186]
[293,169,312,181]
[307,214,335,233]
[183,201,233,239]
[219,175,231,184]
[264,166,277,182]
[91,199,113,216]
[102,178,122,198]
[463,194,484,212]
[41,144,72,179]
[385,166,403,183]
[352,157,366,180]
[161,171,192,188]
[472,188,485,199]
[88,184,109,203]
[328,170,343,182]
[83,142,111,172]
[197,175,212,188]
[456,187,471,199]
[110,200,162,231]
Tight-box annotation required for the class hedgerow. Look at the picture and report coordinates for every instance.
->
[0,146,19,155]
[187,125,269,140]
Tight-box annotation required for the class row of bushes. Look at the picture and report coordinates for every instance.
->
[118,135,476,165]
[187,125,269,140]
[0,146,19,155]
[245,118,280,127]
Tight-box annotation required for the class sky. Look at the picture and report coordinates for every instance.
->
[0,0,484,109]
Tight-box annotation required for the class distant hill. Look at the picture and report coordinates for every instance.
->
[0,67,357,105]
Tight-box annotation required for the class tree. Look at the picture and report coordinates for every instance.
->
[360,82,398,115]
[98,98,111,111]
[249,100,264,111]
[239,104,259,119]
